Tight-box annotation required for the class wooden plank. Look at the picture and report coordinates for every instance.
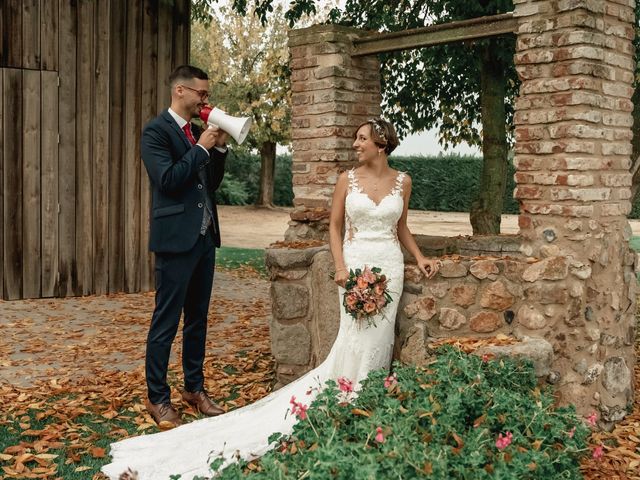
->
[139,0,158,292]
[57,0,77,297]
[41,0,59,71]
[0,71,4,298]
[353,13,517,56]
[22,0,40,69]
[124,0,142,293]
[156,1,172,111]
[108,0,125,293]
[3,0,23,68]
[172,0,190,67]
[41,71,59,297]
[3,69,23,299]
[76,0,94,295]
[22,70,41,298]
[93,0,110,295]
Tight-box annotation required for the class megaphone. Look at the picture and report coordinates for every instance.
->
[199,105,252,145]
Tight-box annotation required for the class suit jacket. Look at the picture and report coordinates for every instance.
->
[141,109,227,253]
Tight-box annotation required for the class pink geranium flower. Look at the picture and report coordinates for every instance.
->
[375,426,385,443]
[495,431,513,450]
[337,376,354,393]
[586,411,597,427]
[289,395,308,420]
[481,353,490,363]
[384,372,398,388]
[592,444,604,459]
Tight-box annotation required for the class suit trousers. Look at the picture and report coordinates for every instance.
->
[146,230,216,404]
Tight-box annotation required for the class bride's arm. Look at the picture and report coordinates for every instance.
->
[329,172,349,287]
[396,175,441,279]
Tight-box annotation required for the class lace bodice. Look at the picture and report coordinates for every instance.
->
[345,168,406,245]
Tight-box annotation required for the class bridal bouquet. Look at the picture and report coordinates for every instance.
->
[342,266,393,328]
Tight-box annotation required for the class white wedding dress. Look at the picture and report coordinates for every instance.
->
[102,169,406,479]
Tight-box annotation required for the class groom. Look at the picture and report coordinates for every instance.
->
[141,65,228,428]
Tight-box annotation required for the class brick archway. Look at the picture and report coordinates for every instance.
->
[275,0,636,421]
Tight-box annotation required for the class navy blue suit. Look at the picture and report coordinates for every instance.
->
[142,109,227,404]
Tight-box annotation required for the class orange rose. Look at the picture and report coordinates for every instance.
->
[364,301,377,314]
[346,293,358,307]
[374,283,385,296]
[356,277,369,289]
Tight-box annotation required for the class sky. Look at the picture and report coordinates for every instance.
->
[394,129,481,157]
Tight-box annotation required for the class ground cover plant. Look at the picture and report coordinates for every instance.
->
[211,347,592,479]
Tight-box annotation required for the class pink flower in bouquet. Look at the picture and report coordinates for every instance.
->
[592,444,604,460]
[384,372,398,388]
[495,431,513,450]
[374,283,386,296]
[375,426,385,443]
[337,376,354,393]
[346,293,358,308]
[356,276,369,289]
[586,411,597,427]
[362,267,377,284]
[363,301,377,314]
[375,295,387,308]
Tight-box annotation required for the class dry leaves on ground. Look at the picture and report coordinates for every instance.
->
[0,269,275,479]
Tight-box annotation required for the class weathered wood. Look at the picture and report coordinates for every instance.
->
[57,0,77,297]
[93,0,110,295]
[156,2,172,111]
[353,13,517,56]
[22,69,41,298]
[172,0,190,67]
[76,0,94,295]
[41,71,59,297]
[124,0,142,292]
[108,0,126,294]
[3,1,22,67]
[3,69,23,299]
[41,0,59,71]
[139,0,158,292]
[22,0,40,69]
[0,71,4,297]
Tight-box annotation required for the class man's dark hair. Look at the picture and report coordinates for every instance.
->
[169,65,208,87]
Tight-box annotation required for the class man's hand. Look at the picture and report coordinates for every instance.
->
[215,129,229,148]
[197,126,220,150]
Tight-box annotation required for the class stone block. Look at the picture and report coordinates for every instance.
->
[450,283,478,307]
[516,304,547,329]
[439,260,468,278]
[399,322,428,366]
[438,308,467,331]
[470,311,502,333]
[469,260,499,279]
[266,245,328,269]
[476,336,553,377]
[480,281,515,311]
[271,283,310,320]
[602,357,632,397]
[404,296,437,321]
[270,320,311,365]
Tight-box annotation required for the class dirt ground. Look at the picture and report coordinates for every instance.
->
[218,205,640,249]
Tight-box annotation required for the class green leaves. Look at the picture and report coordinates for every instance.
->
[212,347,588,479]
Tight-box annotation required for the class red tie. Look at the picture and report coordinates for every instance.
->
[182,123,196,146]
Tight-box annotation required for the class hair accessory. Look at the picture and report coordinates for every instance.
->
[368,118,387,143]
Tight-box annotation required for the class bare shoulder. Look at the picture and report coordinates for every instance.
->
[336,170,351,186]
[399,171,412,187]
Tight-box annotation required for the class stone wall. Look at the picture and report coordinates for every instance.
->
[286,25,382,241]
[511,0,637,423]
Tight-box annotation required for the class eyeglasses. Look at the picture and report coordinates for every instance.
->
[179,84,209,100]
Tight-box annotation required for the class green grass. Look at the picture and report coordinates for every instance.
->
[630,236,640,252]
[217,246,266,276]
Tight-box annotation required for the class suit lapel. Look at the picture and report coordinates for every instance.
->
[161,109,192,151]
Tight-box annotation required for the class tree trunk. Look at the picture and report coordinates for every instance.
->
[257,140,276,207]
[629,86,640,201]
[470,41,509,235]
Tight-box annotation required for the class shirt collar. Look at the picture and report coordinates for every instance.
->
[168,108,189,129]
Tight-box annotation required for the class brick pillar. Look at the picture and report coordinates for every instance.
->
[286,25,382,241]
[513,0,636,423]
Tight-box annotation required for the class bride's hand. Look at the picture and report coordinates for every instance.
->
[334,268,349,288]
[417,257,442,280]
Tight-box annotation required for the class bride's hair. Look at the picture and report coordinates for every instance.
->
[355,118,400,155]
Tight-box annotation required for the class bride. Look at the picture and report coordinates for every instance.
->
[102,118,441,479]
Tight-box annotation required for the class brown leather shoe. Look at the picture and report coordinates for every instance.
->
[181,390,225,417]
[144,399,182,429]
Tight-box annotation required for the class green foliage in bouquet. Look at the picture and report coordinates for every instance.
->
[208,347,590,479]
